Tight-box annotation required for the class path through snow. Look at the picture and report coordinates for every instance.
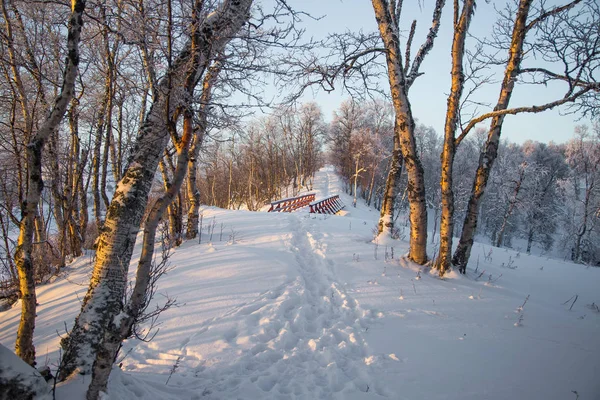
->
[158,214,389,399]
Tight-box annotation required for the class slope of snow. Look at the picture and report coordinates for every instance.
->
[1,166,599,399]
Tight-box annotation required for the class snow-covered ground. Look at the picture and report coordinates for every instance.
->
[1,166,599,399]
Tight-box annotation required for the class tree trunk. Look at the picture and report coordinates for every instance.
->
[86,111,194,399]
[526,227,534,254]
[91,76,110,230]
[13,0,85,366]
[48,130,66,268]
[67,100,84,257]
[573,184,591,262]
[372,0,440,264]
[453,0,532,271]
[378,129,403,235]
[353,157,360,207]
[434,0,474,276]
[60,0,253,381]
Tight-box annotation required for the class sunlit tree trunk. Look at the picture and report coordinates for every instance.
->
[433,0,474,276]
[60,0,253,383]
[186,62,220,239]
[87,110,194,399]
[453,0,532,271]
[378,129,403,234]
[372,0,444,264]
[12,0,86,366]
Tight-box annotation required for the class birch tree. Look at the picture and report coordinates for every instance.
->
[10,0,86,366]
[371,0,445,264]
[564,126,600,263]
[59,0,254,389]
[432,0,475,275]
[452,0,599,272]
[186,61,221,240]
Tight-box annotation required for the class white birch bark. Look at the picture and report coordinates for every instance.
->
[372,0,444,264]
[433,0,474,276]
[60,0,253,382]
[13,0,86,366]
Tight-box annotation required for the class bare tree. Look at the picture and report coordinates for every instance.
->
[452,0,599,272]
[564,126,600,263]
[8,0,86,366]
[59,1,254,391]
[432,0,475,276]
[186,61,221,240]
[371,0,445,264]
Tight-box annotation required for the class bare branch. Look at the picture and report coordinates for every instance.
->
[406,0,445,89]
[525,0,583,33]
[404,20,417,76]
[455,85,598,146]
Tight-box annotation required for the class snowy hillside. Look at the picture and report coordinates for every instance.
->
[1,167,599,400]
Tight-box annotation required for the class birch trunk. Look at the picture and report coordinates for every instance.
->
[433,0,474,276]
[378,129,403,235]
[453,0,531,271]
[91,75,110,229]
[13,0,85,366]
[60,0,253,380]
[372,0,440,264]
[86,111,194,399]
[67,101,84,257]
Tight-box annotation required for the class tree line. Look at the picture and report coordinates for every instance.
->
[326,99,600,265]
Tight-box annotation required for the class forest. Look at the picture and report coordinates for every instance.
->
[0,0,598,399]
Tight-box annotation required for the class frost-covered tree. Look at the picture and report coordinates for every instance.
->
[518,141,567,253]
[59,2,255,397]
[563,126,600,264]
[5,0,86,366]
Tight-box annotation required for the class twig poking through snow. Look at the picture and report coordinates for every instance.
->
[562,294,579,311]
[475,270,486,281]
[517,294,530,313]
[166,355,182,385]
[561,294,579,311]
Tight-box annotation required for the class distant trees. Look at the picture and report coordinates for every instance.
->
[563,126,600,264]
[328,99,394,208]
[515,142,567,253]
[190,102,325,212]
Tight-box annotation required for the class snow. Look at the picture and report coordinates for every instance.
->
[0,343,51,399]
[1,166,600,399]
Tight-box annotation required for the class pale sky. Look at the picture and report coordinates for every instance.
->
[289,0,592,144]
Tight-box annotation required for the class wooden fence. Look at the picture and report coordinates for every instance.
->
[267,193,316,212]
[309,195,345,214]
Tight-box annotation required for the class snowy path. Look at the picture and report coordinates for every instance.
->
[311,165,337,199]
[140,213,389,399]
